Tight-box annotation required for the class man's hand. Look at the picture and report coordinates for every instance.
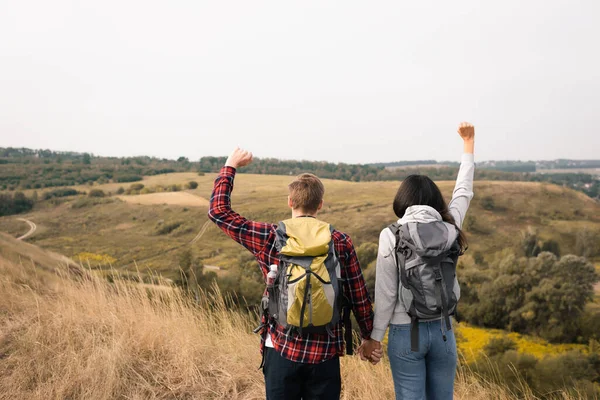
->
[457,122,475,142]
[358,339,383,365]
[225,147,253,169]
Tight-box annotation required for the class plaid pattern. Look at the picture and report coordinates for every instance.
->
[208,166,374,364]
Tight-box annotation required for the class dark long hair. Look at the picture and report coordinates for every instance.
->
[393,175,468,253]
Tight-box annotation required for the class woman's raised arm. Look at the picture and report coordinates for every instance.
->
[448,122,475,229]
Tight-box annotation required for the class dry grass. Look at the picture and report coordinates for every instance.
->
[117,192,209,207]
[0,247,586,400]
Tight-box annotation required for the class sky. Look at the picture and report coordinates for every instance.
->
[0,1,599,164]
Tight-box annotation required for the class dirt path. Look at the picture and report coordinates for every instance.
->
[16,218,37,240]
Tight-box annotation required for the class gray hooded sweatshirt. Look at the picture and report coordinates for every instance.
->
[371,153,474,342]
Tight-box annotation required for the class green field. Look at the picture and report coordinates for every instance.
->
[1,172,599,281]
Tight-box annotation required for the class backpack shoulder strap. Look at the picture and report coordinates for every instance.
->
[387,222,401,238]
[274,221,288,252]
[389,223,419,350]
[388,223,410,289]
[327,224,355,356]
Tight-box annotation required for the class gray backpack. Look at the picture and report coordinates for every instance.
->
[389,222,461,352]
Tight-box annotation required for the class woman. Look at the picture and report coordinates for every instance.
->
[361,122,475,400]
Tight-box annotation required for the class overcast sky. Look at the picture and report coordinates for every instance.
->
[0,1,598,163]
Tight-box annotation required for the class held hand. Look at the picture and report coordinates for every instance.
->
[225,147,253,169]
[358,339,383,365]
[369,343,383,365]
[457,122,475,142]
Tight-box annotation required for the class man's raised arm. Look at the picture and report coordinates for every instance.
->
[207,148,274,255]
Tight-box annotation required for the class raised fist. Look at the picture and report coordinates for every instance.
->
[225,147,254,169]
[457,122,475,141]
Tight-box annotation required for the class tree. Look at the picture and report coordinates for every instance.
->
[460,252,599,342]
[521,228,541,257]
[82,153,91,165]
[540,240,560,257]
[575,229,600,258]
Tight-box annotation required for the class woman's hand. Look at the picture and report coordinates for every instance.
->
[358,339,383,365]
[457,122,475,153]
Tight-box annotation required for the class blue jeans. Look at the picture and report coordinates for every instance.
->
[387,322,457,400]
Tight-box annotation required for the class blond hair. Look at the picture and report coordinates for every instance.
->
[288,173,325,213]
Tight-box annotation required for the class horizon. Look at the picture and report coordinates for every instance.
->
[2,145,600,165]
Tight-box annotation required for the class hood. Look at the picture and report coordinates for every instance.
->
[398,205,457,258]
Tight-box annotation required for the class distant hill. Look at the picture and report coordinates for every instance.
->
[1,147,599,199]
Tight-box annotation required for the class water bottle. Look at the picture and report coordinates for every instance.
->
[266,264,278,288]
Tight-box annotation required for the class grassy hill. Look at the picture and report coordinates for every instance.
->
[0,172,598,281]
[0,236,590,399]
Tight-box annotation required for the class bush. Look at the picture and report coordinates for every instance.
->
[129,183,144,191]
[0,192,34,216]
[114,174,143,183]
[356,242,378,269]
[463,215,476,231]
[576,229,600,258]
[521,228,541,257]
[88,189,105,198]
[71,197,111,209]
[540,239,560,257]
[116,187,125,194]
[42,188,80,200]
[484,336,517,357]
[185,181,198,190]
[579,307,600,341]
[480,196,496,211]
[459,252,599,343]
[363,267,376,301]
[155,221,183,235]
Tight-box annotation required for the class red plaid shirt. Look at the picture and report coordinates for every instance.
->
[208,166,374,364]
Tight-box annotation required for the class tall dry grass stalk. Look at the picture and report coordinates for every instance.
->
[0,257,585,400]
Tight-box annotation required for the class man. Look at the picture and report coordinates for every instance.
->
[208,147,381,400]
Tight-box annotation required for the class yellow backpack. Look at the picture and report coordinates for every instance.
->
[268,217,349,340]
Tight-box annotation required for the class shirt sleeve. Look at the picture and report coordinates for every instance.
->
[339,234,374,339]
[207,166,275,255]
[448,153,475,229]
[371,228,398,342]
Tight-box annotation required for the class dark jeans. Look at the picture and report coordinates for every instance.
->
[263,347,341,400]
